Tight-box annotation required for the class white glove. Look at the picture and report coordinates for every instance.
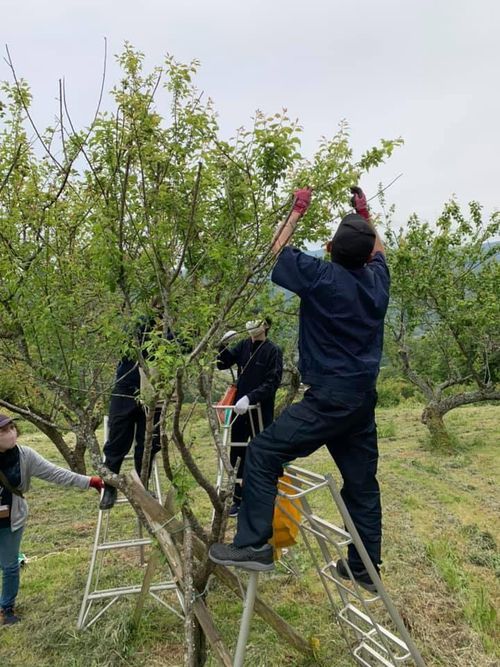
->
[234,395,250,415]
[221,330,238,344]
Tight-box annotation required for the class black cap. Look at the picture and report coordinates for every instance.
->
[330,213,376,269]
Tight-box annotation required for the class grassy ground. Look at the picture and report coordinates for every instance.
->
[0,404,498,666]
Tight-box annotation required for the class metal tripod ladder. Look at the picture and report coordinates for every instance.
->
[222,463,426,667]
[280,465,425,666]
[77,424,183,630]
[214,402,263,500]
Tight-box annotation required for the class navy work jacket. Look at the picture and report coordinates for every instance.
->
[271,247,390,391]
[217,338,283,427]
[114,317,177,394]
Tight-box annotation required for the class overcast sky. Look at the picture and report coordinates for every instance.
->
[3,0,499,227]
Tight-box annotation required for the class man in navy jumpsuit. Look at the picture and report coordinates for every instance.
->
[209,186,390,591]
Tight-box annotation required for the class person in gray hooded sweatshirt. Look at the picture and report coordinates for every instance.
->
[0,413,103,626]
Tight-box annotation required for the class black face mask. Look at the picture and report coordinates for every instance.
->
[0,445,21,489]
[330,213,376,269]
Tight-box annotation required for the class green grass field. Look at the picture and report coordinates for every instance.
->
[0,405,498,666]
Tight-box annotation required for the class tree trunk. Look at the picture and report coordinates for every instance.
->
[421,403,453,450]
[193,618,207,667]
[125,473,313,660]
[422,388,500,451]
[71,434,88,475]
[35,421,88,473]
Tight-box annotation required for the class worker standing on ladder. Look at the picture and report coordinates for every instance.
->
[217,318,283,517]
[210,185,390,592]
[100,298,170,510]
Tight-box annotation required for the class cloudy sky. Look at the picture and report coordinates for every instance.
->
[3,0,499,226]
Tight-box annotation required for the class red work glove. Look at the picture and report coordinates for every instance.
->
[89,476,104,492]
[350,186,370,221]
[292,187,312,216]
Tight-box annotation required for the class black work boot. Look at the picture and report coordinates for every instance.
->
[208,542,274,572]
[1,607,20,626]
[335,559,379,593]
[99,484,117,510]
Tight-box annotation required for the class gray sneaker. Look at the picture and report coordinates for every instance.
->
[209,542,274,572]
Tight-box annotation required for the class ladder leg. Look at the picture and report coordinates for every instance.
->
[77,508,104,629]
[233,572,259,667]
[326,476,427,667]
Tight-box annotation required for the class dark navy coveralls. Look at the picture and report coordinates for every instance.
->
[217,338,283,501]
[103,318,170,476]
[233,247,390,571]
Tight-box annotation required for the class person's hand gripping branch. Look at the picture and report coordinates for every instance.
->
[350,185,385,256]
[350,186,370,221]
[89,476,105,492]
[272,187,312,254]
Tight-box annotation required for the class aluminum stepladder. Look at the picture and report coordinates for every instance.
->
[276,465,426,667]
[77,418,184,630]
[213,401,263,508]
[210,429,426,667]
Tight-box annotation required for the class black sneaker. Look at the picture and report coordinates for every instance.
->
[209,542,274,572]
[336,560,379,593]
[99,484,117,510]
[1,608,20,626]
[228,503,240,518]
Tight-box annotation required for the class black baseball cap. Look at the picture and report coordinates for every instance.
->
[329,213,376,269]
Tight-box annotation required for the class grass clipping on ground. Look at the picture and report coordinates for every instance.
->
[0,405,498,667]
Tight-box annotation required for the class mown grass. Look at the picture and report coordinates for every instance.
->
[0,405,498,666]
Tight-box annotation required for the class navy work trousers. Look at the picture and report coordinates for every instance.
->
[103,394,161,476]
[233,386,381,570]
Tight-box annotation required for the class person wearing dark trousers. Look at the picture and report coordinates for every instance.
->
[100,314,166,510]
[210,185,390,591]
[217,319,283,517]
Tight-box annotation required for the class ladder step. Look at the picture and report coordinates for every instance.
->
[353,641,397,667]
[87,581,179,600]
[338,604,410,658]
[97,538,152,551]
[320,564,379,603]
[307,515,352,542]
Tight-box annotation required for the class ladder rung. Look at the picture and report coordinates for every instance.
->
[307,515,352,541]
[339,604,410,656]
[320,565,379,602]
[285,464,327,484]
[353,642,396,667]
[278,473,329,498]
[298,520,352,547]
[97,538,152,551]
[87,581,179,600]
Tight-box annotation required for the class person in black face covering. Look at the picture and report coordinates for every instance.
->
[100,299,178,510]
[217,318,283,517]
[210,186,390,593]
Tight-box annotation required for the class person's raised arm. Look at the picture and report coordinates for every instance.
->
[271,188,312,254]
[350,186,385,256]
